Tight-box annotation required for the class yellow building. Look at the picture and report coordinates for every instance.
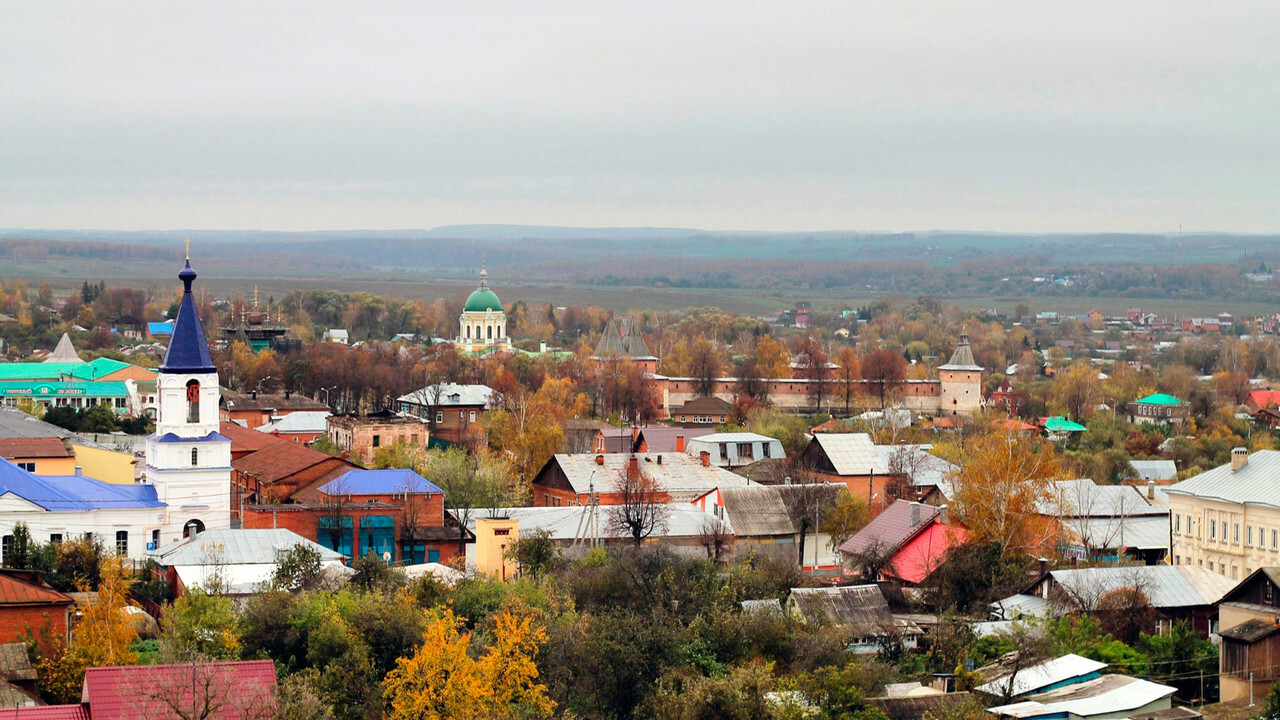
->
[0,438,76,475]
[71,442,137,484]
[1167,448,1280,582]
[474,517,519,580]
[454,264,511,352]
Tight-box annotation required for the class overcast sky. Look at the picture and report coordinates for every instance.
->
[1,1,1277,233]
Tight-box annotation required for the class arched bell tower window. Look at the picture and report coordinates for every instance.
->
[191,447,199,466]
[487,325,493,339]
[186,380,200,423]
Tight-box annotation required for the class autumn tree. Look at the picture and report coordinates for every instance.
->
[606,460,670,546]
[1050,362,1102,421]
[688,337,721,397]
[862,349,906,409]
[835,347,862,415]
[795,337,830,411]
[431,447,518,555]
[754,335,791,379]
[950,430,1067,559]
[481,380,584,489]
[37,557,138,703]
[381,609,554,720]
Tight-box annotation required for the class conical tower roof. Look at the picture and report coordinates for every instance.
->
[593,318,627,357]
[45,333,84,363]
[938,330,983,372]
[160,258,217,374]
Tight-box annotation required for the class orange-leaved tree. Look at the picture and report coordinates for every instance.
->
[382,608,554,720]
[950,430,1067,559]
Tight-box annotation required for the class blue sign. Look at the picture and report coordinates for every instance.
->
[146,542,156,551]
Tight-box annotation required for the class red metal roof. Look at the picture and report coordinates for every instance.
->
[0,705,90,719]
[0,571,73,607]
[81,660,276,720]
[218,420,288,454]
[0,438,72,459]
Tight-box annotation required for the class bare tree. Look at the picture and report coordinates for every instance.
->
[606,459,670,546]
[698,516,734,564]
[844,535,899,582]
[318,477,351,556]
[779,464,840,568]
[131,658,277,720]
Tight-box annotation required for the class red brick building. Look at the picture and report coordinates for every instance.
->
[0,570,72,653]
[220,390,329,429]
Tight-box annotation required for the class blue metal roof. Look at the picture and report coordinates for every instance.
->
[0,458,163,511]
[160,260,216,375]
[318,468,442,496]
[152,431,231,444]
[148,321,174,336]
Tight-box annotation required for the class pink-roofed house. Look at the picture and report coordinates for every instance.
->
[838,499,967,585]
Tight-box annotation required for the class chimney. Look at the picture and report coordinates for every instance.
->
[656,455,662,465]
[595,454,604,466]
[285,390,292,399]
[939,504,949,525]
[1233,447,1249,472]
[910,502,921,527]
[1038,557,1049,576]
[540,341,547,354]
[251,389,257,400]
[628,455,639,476]
[700,450,711,467]
[1147,480,1155,500]
[676,435,685,453]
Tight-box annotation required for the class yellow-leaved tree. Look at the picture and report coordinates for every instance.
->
[950,430,1068,559]
[36,557,139,703]
[382,609,554,720]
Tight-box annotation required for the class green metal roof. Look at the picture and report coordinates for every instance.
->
[1134,392,1182,406]
[0,357,129,382]
[463,288,503,312]
[1045,416,1087,433]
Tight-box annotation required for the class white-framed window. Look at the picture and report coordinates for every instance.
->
[435,412,443,423]
[1175,515,1181,533]
[1249,526,1254,547]
[115,531,128,556]
[190,448,198,466]
[1235,524,1241,544]
[16,462,35,472]
[469,411,476,422]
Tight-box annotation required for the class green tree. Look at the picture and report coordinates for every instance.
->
[160,588,240,660]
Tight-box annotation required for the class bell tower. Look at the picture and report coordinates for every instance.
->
[144,252,233,545]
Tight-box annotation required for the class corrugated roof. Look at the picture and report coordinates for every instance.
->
[809,433,889,476]
[1134,393,1182,406]
[719,486,797,536]
[0,461,162,511]
[988,593,1051,621]
[0,572,73,607]
[319,468,442,496]
[221,392,328,413]
[788,585,894,634]
[396,383,493,408]
[148,528,344,566]
[1062,515,1171,551]
[977,653,1107,698]
[1129,460,1177,481]
[1167,450,1280,507]
[840,499,939,556]
[989,675,1175,719]
[1046,565,1234,609]
[257,411,330,434]
[874,444,957,495]
[548,452,757,495]
[1044,417,1086,433]
[81,660,276,720]
[1046,479,1167,518]
[0,704,90,719]
[640,427,714,453]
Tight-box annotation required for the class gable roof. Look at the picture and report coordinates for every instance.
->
[976,653,1107,698]
[0,437,73,459]
[807,433,889,476]
[80,660,277,720]
[257,411,330,434]
[318,468,442,496]
[0,571,73,607]
[0,460,162,511]
[874,444,958,495]
[840,500,940,557]
[1044,417,1087,433]
[149,529,343,566]
[231,441,350,485]
[788,584,894,634]
[988,675,1175,720]
[1133,393,1182,406]
[672,396,733,415]
[220,392,328,413]
[1043,565,1235,609]
[638,427,714,453]
[218,420,289,455]
[1129,460,1177,482]
[1166,450,1280,507]
[541,452,759,499]
[397,383,493,408]
[719,486,797,536]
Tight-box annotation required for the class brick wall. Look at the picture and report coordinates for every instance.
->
[0,605,69,652]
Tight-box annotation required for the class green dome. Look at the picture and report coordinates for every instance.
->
[464,288,503,312]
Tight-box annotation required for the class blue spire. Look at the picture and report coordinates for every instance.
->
[160,259,216,374]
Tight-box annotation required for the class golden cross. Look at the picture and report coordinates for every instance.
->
[184,237,191,260]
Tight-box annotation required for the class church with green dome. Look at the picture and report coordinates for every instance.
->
[455,263,511,352]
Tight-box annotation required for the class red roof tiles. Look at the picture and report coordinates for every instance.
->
[0,438,72,459]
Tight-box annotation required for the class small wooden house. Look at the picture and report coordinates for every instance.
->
[1217,568,1280,702]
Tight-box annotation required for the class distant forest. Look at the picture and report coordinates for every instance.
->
[3,229,1280,304]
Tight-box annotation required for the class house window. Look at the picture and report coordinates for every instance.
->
[1222,521,1228,541]
[1235,524,1241,544]
[1273,529,1277,550]
[1211,521,1216,540]
[1175,515,1181,533]
[16,462,35,472]
[0,535,10,563]
[435,412,444,424]
[469,411,476,422]
[115,531,128,556]
[191,448,198,466]
[1174,555,1180,565]
[152,529,160,549]
[762,444,771,459]
[49,534,62,544]
[372,435,381,448]
[186,380,201,423]
[1187,515,1193,536]
[1249,526,1254,546]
